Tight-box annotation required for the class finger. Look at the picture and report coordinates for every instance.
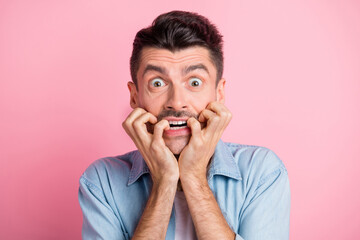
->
[133,112,157,140]
[198,109,216,123]
[202,114,221,139]
[187,117,202,139]
[206,102,232,127]
[206,102,230,117]
[122,108,147,133]
[125,108,147,123]
[202,104,229,139]
[153,119,170,140]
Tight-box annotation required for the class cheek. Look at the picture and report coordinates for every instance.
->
[138,92,167,115]
[190,90,217,112]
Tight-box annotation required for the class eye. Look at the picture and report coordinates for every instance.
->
[150,78,165,87]
[189,78,202,87]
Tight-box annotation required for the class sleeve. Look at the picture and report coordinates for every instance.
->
[78,175,129,240]
[237,151,291,240]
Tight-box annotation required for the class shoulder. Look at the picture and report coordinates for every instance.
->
[224,142,285,168]
[80,150,139,189]
[223,141,287,183]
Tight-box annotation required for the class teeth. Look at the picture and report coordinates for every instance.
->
[168,120,187,130]
[168,120,187,125]
[170,126,187,130]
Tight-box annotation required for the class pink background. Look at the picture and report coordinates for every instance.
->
[1,0,359,239]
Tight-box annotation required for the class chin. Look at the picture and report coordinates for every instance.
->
[164,137,190,155]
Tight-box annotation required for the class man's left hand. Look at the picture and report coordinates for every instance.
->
[178,101,232,181]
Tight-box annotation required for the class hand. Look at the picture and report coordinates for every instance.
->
[178,102,232,181]
[122,108,179,185]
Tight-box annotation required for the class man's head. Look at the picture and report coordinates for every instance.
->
[128,11,226,154]
[130,10,224,87]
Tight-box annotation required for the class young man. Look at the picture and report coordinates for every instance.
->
[79,11,290,240]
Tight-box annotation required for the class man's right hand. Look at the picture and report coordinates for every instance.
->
[122,108,179,186]
[123,108,179,240]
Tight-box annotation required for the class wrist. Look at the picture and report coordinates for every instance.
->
[179,165,207,181]
[180,173,208,188]
[152,174,179,190]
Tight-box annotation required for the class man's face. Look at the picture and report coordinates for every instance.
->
[128,46,225,154]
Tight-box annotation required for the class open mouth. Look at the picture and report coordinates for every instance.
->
[168,120,188,130]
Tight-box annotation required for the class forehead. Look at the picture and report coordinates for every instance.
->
[139,46,215,69]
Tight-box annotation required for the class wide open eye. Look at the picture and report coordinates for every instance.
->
[150,78,165,87]
[189,77,203,87]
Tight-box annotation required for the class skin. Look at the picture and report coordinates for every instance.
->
[122,46,234,240]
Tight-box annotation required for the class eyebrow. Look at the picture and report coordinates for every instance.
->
[183,64,209,75]
[142,64,168,77]
[142,63,210,78]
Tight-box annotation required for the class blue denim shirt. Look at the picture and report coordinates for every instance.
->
[78,140,290,239]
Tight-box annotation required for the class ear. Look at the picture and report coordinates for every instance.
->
[216,78,226,104]
[127,81,139,109]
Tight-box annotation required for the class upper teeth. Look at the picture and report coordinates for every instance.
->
[168,121,186,125]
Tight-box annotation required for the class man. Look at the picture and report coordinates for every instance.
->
[79,11,290,240]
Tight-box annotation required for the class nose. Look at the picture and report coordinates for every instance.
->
[165,84,188,111]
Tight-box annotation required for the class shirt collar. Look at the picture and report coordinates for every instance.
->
[127,151,150,186]
[127,139,242,186]
[207,139,242,181]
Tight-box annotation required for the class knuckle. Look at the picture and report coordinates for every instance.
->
[150,140,161,152]
[189,118,199,127]
[219,110,227,117]
[160,119,169,124]
[202,109,210,115]
[208,102,216,109]
[194,120,201,127]
[154,122,165,131]
[153,125,161,132]
[122,120,131,129]
[220,111,232,120]
[132,120,141,129]
[134,107,145,113]
[212,115,220,123]
[149,141,156,150]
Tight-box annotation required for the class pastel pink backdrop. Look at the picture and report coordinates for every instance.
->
[1,0,359,239]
